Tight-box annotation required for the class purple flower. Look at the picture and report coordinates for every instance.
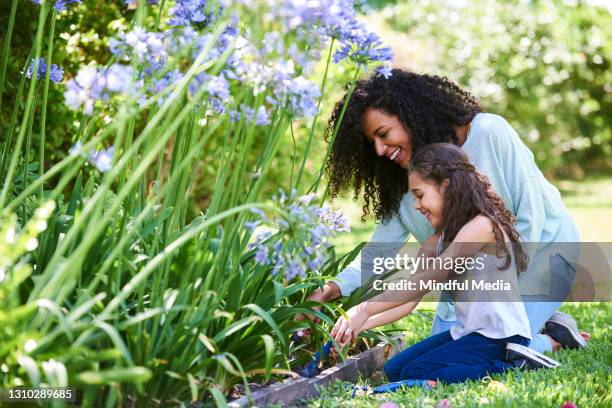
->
[168,0,216,27]
[255,246,269,265]
[247,191,349,281]
[254,106,270,126]
[110,27,167,75]
[54,0,82,12]
[376,64,393,79]
[64,67,105,114]
[64,64,141,115]
[88,146,114,172]
[25,58,64,83]
[229,110,241,123]
[30,0,81,11]
[206,74,230,100]
[286,260,305,281]
[69,141,83,156]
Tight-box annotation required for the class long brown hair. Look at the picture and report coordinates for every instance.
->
[409,143,528,273]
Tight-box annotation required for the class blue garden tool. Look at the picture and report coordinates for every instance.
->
[372,379,437,394]
[350,379,436,397]
[293,337,333,378]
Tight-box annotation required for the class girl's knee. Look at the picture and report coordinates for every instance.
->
[399,362,429,380]
[383,360,401,382]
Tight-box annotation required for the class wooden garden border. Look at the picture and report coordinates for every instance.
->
[229,339,404,407]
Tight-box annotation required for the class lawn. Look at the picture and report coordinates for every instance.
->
[313,177,612,407]
[305,302,611,408]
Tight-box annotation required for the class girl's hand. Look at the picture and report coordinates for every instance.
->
[331,305,368,347]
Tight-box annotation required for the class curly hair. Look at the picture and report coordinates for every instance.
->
[409,144,528,274]
[325,69,482,222]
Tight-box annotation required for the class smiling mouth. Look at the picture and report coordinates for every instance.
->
[389,147,400,161]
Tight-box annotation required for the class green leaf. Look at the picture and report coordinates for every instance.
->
[244,303,286,348]
[77,367,152,384]
[261,334,274,382]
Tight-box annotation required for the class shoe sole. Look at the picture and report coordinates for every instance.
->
[545,320,587,349]
[506,343,561,368]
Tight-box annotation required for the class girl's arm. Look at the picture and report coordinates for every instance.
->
[360,301,419,332]
[332,215,495,345]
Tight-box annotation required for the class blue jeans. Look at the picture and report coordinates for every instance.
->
[384,330,529,384]
[431,254,575,353]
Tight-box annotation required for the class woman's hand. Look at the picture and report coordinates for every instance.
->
[331,305,368,347]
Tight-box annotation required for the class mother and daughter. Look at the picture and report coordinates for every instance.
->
[303,69,587,386]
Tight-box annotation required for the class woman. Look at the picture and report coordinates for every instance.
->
[306,69,586,356]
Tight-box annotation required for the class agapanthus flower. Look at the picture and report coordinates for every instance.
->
[88,146,114,172]
[247,190,349,282]
[64,64,141,115]
[376,63,393,79]
[25,58,64,83]
[31,0,82,12]
[149,69,183,105]
[68,141,82,156]
[54,0,81,12]
[70,141,114,173]
[168,0,216,27]
[254,106,270,126]
[110,27,168,75]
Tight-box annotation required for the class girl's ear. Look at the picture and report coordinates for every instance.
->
[440,178,450,194]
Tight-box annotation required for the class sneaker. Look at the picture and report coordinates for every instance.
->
[505,343,560,370]
[543,311,588,350]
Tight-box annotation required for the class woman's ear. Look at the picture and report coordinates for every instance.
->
[440,178,450,194]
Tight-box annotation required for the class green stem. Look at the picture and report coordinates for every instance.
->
[295,39,335,190]
[39,9,58,198]
[0,4,48,208]
[0,0,19,113]
[0,46,35,183]
[309,67,361,194]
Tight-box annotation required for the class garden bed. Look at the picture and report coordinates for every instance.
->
[228,339,404,407]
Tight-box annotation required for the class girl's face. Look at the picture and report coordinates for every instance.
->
[361,108,413,169]
[408,171,449,229]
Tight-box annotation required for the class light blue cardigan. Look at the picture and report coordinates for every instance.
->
[332,113,580,318]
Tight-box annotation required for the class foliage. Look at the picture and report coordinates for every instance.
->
[0,0,393,404]
[381,0,611,175]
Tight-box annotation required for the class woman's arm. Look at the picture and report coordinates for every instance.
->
[360,301,419,332]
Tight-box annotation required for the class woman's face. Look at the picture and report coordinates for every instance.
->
[408,171,448,229]
[361,108,413,169]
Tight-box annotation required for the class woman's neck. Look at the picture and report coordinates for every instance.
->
[453,123,471,146]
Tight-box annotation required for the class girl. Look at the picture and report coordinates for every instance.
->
[331,144,549,384]
[305,70,586,354]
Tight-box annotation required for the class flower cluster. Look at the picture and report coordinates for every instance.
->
[270,0,394,76]
[63,0,393,118]
[30,0,82,13]
[25,58,64,83]
[109,27,168,75]
[167,0,217,27]
[69,142,114,173]
[64,65,142,114]
[247,191,350,282]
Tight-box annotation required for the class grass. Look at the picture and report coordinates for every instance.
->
[306,303,611,408]
[314,176,612,407]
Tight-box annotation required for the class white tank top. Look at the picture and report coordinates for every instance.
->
[436,231,532,340]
